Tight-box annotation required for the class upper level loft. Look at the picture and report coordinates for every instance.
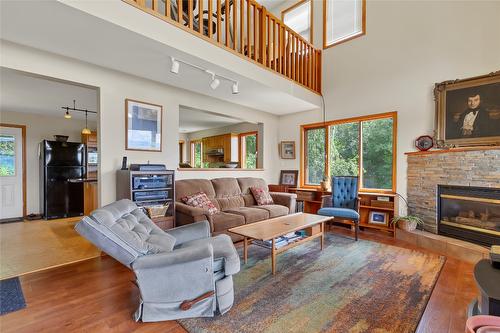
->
[124,0,321,94]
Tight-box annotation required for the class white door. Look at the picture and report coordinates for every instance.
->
[0,126,24,220]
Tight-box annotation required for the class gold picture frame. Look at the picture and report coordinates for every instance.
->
[434,71,500,147]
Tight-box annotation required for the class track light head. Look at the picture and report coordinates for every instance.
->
[170,56,180,74]
[64,110,72,119]
[210,77,220,90]
[231,82,239,94]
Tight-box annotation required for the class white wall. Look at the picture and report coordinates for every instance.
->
[277,0,500,213]
[1,41,281,207]
[0,110,97,214]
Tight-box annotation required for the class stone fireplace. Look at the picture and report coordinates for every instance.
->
[406,147,500,246]
[437,185,499,247]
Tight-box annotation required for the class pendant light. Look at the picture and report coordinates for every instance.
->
[81,109,91,135]
[64,110,72,119]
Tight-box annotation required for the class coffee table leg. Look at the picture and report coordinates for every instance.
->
[320,222,324,251]
[271,238,276,275]
[243,237,248,264]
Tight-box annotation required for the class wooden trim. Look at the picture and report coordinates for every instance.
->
[323,0,366,50]
[125,98,163,152]
[300,112,397,192]
[281,0,313,44]
[0,123,27,218]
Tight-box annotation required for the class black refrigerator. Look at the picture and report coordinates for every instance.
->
[40,140,86,219]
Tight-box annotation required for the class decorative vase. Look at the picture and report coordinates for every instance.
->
[398,219,417,231]
[320,180,330,191]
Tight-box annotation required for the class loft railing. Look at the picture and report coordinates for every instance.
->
[123,0,322,94]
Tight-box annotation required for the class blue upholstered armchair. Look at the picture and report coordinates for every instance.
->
[317,176,360,241]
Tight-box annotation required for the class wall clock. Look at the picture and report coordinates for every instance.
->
[415,135,434,151]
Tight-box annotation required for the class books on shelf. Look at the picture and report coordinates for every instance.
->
[252,231,305,249]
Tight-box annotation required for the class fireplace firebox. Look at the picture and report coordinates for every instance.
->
[437,185,500,247]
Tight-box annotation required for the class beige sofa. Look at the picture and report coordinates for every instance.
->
[175,177,297,241]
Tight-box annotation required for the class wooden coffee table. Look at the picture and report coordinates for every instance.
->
[228,213,331,275]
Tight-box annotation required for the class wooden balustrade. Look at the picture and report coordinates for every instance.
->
[123,0,322,94]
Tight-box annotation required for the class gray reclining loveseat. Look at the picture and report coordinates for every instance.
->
[75,199,240,322]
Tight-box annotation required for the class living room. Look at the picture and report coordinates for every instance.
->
[0,0,499,332]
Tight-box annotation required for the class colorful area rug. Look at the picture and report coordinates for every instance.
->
[0,277,26,315]
[180,233,445,333]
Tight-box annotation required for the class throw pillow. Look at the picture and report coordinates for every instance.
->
[250,187,274,206]
[181,192,218,215]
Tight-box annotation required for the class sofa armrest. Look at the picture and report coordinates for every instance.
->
[166,220,210,245]
[176,202,211,218]
[270,192,297,214]
[321,195,332,208]
[132,243,214,303]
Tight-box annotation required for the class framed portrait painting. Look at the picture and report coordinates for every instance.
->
[125,99,163,151]
[435,71,500,147]
[279,141,296,159]
[279,170,299,187]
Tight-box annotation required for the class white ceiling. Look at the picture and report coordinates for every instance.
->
[0,68,98,120]
[179,106,246,133]
[0,1,319,115]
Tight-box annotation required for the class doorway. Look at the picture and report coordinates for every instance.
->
[0,124,26,221]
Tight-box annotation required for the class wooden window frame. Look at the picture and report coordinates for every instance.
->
[178,140,185,164]
[300,111,397,193]
[239,131,258,169]
[281,0,314,44]
[322,0,366,49]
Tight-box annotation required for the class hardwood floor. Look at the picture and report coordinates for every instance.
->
[0,226,477,333]
[0,217,101,280]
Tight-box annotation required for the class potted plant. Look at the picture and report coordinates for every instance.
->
[392,215,424,231]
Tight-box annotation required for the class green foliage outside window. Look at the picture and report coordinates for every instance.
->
[304,114,394,190]
[193,142,202,168]
[305,128,325,184]
[0,135,15,176]
[244,135,257,169]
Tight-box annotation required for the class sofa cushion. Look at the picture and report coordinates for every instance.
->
[175,179,217,201]
[88,199,176,256]
[237,177,268,206]
[209,212,245,232]
[250,186,274,205]
[251,204,288,218]
[211,178,245,210]
[225,207,269,224]
[181,192,219,215]
[177,234,240,276]
[317,207,360,220]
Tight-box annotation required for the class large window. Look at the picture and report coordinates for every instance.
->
[239,132,258,169]
[302,112,396,192]
[282,0,313,43]
[323,0,366,49]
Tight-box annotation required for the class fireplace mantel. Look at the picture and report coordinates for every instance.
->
[406,148,500,234]
[405,146,499,156]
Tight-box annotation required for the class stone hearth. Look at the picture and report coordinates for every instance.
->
[406,147,500,234]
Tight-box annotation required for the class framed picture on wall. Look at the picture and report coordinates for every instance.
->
[435,71,500,147]
[125,99,163,151]
[279,170,299,187]
[279,141,296,159]
[368,211,389,226]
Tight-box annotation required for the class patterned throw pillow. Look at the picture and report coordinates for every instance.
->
[181,192,218,215]
[250,187,274,206]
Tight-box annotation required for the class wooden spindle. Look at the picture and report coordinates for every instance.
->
[152,0,158,11]
[208,0,213,38]
[240,0,244,53]
[247,0,250,58]
[266,15,270,67]
[166,0,171,19]
[225,0,229,47]
[253,5,256,61]
[217,0,222,42]
[188,0,193,28]
[198,0,203,34]
[233,0,237,49]
[178,0,182,24]
[272,19,276,71]
[260,7,266,64]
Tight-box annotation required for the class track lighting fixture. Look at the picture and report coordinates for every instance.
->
[168,56,240,94]
[231,82,239,94]
[170,56,180,74]
[61,100,96,134]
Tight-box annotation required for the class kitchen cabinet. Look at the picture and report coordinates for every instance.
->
[83,181,98,215]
